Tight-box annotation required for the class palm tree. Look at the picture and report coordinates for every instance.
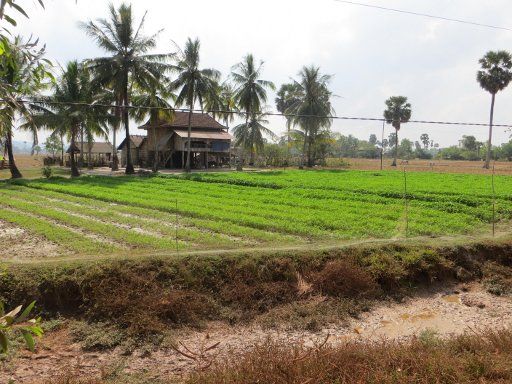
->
[477,50,512,169]
[0,36,49,179]
[232,113,276,163]
[131,83,175,172]
[206,82,237,130]
[275,82,302,155]
[81,3,169,174]
[30,61,112,177]
[383,96,412,167]
[231,54,274,165]
[287,66,333,167]
[170,37,220,172]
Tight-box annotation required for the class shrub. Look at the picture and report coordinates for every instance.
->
[42,166,53,178]
[311,259,379,298]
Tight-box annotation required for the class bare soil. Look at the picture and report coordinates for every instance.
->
[2,283,511,383]
[0,220,60,260]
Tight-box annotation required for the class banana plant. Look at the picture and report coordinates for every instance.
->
[0,301,43,353]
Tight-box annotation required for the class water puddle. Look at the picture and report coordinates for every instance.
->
[442,294,460,304]
[399,311,436,323]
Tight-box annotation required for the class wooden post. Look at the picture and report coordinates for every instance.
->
[380,120,385,171]
[175,199,179,253]
[403,165,409,238]
[492,162,496,237]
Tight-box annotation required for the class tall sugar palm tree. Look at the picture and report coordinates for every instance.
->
[170,37,220,172]
[231,54,274,165]
[287,66,333,167]
[477,50,512,169]
[232,112,276,163]
[383,96,412,167]
[0,36,49,179]
[81,3,169,174]
[131,82,175,172]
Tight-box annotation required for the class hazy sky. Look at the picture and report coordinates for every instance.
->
[12,0,512,147]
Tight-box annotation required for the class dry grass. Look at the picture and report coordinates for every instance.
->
[188,329,512,384]
[333,157,512,175]
[310,259,379,298]
[36,329,512,384]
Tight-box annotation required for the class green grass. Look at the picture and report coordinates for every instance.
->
[0,169,510,257]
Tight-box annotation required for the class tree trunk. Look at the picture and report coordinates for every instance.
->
[5,126,22,179]
[485,93,496,169]
[60,131,64,166]
[392,127,399,167]
[123,86,134,174]
[300,131,307,169]
[79,124,84,168]
[112,100,120,171]
[88,143,92,169]
[70,124,80,177]
[185,105,193,172]
[307,134,313,167]
[152,124,159,172]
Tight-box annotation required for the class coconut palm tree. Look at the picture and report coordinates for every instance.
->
[81,3,169,174]
[231,54,274,165]
[206,82,237,130]
[29,61,112,177]
[0,36,49,179]
[287,66,334,167]
[169,37,220,172]
[477,50,512,169]
[131,83,175,172]
[275,82,302,155]
[383,96,412,167]
[232,112,276,163]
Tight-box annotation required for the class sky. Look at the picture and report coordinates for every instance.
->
[12,0,512,147]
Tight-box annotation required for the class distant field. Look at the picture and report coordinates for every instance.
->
[0,170,510,260]
[339,158,512,175]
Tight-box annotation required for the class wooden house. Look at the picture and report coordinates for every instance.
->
[117,135,147,167]
[139,112,232,169]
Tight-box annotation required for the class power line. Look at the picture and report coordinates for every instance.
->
[6,98,512,129]
[333,0,512,32]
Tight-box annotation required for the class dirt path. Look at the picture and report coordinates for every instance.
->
[1,283,511,383]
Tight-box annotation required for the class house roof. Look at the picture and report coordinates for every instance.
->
[139,112,227,131]
[117,135,146,150]
[67,142,113,154]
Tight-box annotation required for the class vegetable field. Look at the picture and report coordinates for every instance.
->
[0,170,510,259]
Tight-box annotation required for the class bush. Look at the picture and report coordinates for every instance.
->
[42,166,53,178]
[311,260,379,298]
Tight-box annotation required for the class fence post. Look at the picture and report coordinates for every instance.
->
[403,165,409,238]
[380,120,385,171]
[176,198,179,253]
[492,162,496,237]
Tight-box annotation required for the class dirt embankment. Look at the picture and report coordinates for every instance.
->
[1,283,511,383]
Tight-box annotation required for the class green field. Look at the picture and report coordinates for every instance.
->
[0,170,510,258]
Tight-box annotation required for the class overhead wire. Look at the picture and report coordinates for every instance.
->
[332,0,512,32]
[5,98,512,129]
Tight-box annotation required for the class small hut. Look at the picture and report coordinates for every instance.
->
[66,142,113,167]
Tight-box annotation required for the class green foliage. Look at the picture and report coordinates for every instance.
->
[0,301,43,354]
[1,169,511,256]
[41,165,52,178]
